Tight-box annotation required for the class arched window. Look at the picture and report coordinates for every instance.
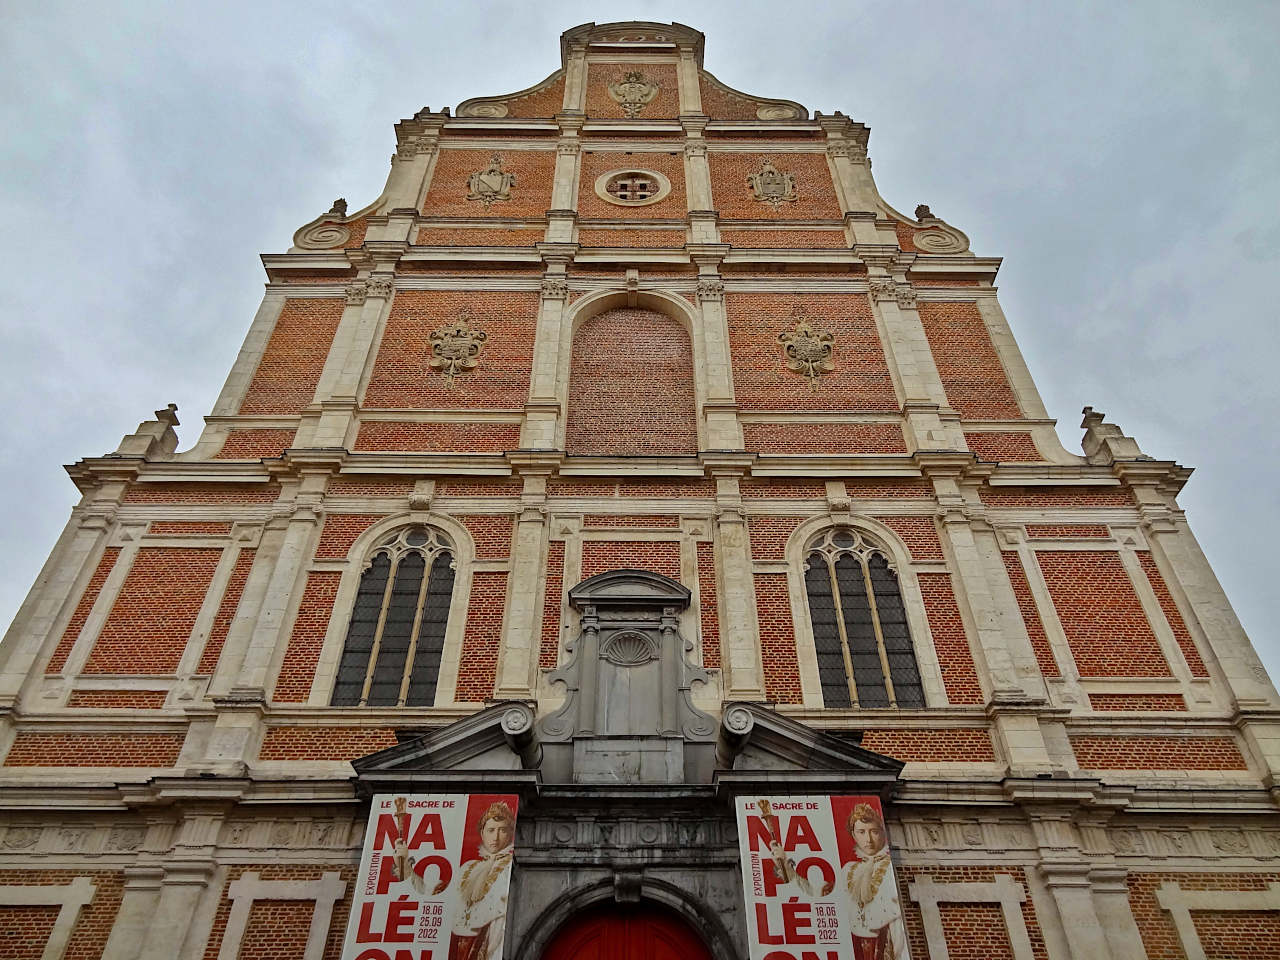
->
[331,527,456,707]
[803,528,924,709]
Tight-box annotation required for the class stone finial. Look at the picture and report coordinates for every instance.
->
[113,403,180,458]
[915,203,934,221]
[1080,406,1151,464]
[328,198,348,218]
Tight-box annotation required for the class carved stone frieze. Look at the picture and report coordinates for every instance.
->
[747,159,797,207]
[466,154,516,207]
[345,282,368,306]
[777,305,834,391]
[429,312,488,384]
[2,826,41,849]
[607,70,659,118]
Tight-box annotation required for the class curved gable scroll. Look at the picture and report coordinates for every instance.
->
[456,69,567,119]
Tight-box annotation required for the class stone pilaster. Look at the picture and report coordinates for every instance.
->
[135,806,226,960]
[676,43,703,114]
[704,458,765,700]
[522,264,572,450]
[690,251,741,450]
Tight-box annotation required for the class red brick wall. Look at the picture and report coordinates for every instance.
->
[756,573,802,703]
[315,515,382,560]
[748,516,805,561]
[546,478,715,498]
[1138,552,1210,677]
[84,547,223,674]
[862,728,995,762]
[847,478,936,500]
[577,151,686,219]
[46,548,120,673]
[354,421,520,452]
[710,152,842,219]
[239,899,314,959]
[540,541,565,669]
[583,515,681,528]
[1000,553,1060,677]
[494,70,565,117]
[566,307,698,456]
[415,226,542,246]
[437,477,523,497]
[965,431,1042,462]
[4,733,182,766]
[1127,871,1280,960]
[585,63,680,119]
[742,422,907,454]
[721,229,848,248]
[149,521,232,535]
[201,866,356,960]
[199,548,256,674]
[1025,523,1110,538]
[421,149,556,217]
[238,299,345,415]
[578,228,686,247]
[460,516,514,559]
[122,482,281,504]
[274,572,341,702]
[978,485,1135,509]
[917,302,1021,420]
[1037,551,1172,678]
[897,866,1049,960]
[326,477,415,497]
[880,516,944,561]
[363,290,539,408]
[214,429,294,459]
[258,726,398,761]
[66,690,168,709]
[1088,693,1187,711]
[454,572,507,702]
[1070,735,1247,770]
[740,478,829,499]
[917,573,983,704]
[0,870,124,960]
[698,72,764,120]
[580,541,682,580]
[697,541,721,670]
[939,903,1016,959]
[726,293,897,411]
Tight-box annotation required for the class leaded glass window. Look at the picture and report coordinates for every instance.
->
[331,527,456,707]
[804,528,924,708]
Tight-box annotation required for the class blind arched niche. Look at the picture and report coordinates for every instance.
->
[565,306,698,456]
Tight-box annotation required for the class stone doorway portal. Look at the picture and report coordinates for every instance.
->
[540,902,714,960]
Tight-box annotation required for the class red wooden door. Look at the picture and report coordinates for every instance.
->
[541,903,714,960]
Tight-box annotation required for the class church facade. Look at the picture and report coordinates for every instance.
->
[1,20,1277,960]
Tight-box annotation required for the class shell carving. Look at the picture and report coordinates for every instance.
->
[602,631,658,667]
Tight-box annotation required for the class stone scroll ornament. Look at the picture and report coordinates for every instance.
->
[608,70,659,117]
[466,154,515,207]
[747,160,797,207]
[429,312,488,385]
[778,305,834,391]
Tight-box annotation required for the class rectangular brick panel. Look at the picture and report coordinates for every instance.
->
[201,865,356,960]
[85,547,223,674]
[847,478,935,499]
[1025,523,1110,538]
[415,225,542,246]
[709,152,843,219]
[0,870,124,960]
[965,431,1042,462]
[727,293,897,411]
[1088,693,1187,711]
[238,299,345,415]
[274,572,341,702]
[721,228,848,248]
[581,541,681,580]
[198,548,256,674]
[326,477,415,497]
[364,290,538,409]
[46,548,120,673]
[353,421,520,452]
[4,733,182,766]
[540,541,565,668]
[697,541,721,670]
[917,573,983,703]
[148,521,232,535]
[755,573,802,703]
[577,228,686,247]
[897,865,1049,960]
[1127,872,1280,960]
[461,515,515,559]
[258,726,398,761]
[437,477,523,497]
[747,516,805,561]
[881,516,944,560]
[740,478,829,499]
[742,421,907,454]
[66,690,168,709]
[214,429,294,459]
[546,479,715,498]
[577,151,687,219]
[1037,551,1172,677]
[583,515,681,529]
[421,148,556,217]
[315,514,382,560]
[455,572,508,702]
[1000,553,1059,677]
[1138,552,1210,677]
[862,727,995,762]
[122,482,281,504]
[978,484,1135,508]
[1070,734,1247,770]
[585,63,679,119]
[918,301,1021,419]
[240,899,314,958]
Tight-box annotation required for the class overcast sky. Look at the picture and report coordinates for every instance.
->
[2,1,1277,682]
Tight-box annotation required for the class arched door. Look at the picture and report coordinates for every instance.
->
[541,903,714,960]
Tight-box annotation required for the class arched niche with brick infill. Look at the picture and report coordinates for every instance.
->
[562,292,703,456]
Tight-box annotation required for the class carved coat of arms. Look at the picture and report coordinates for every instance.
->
[608,71,659,118]
[777,306,834,391]
[430,313,488,384]
[747,160,798,207]
[466,154,515,207]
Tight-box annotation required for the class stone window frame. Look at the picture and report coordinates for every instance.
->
[308,513,480,708]
[593,168,673,206]
[0,876,96,959]
[1155,880,1280,960]
[908,874,1035,960]
[215,870,346,960]
[783,515,947,710]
